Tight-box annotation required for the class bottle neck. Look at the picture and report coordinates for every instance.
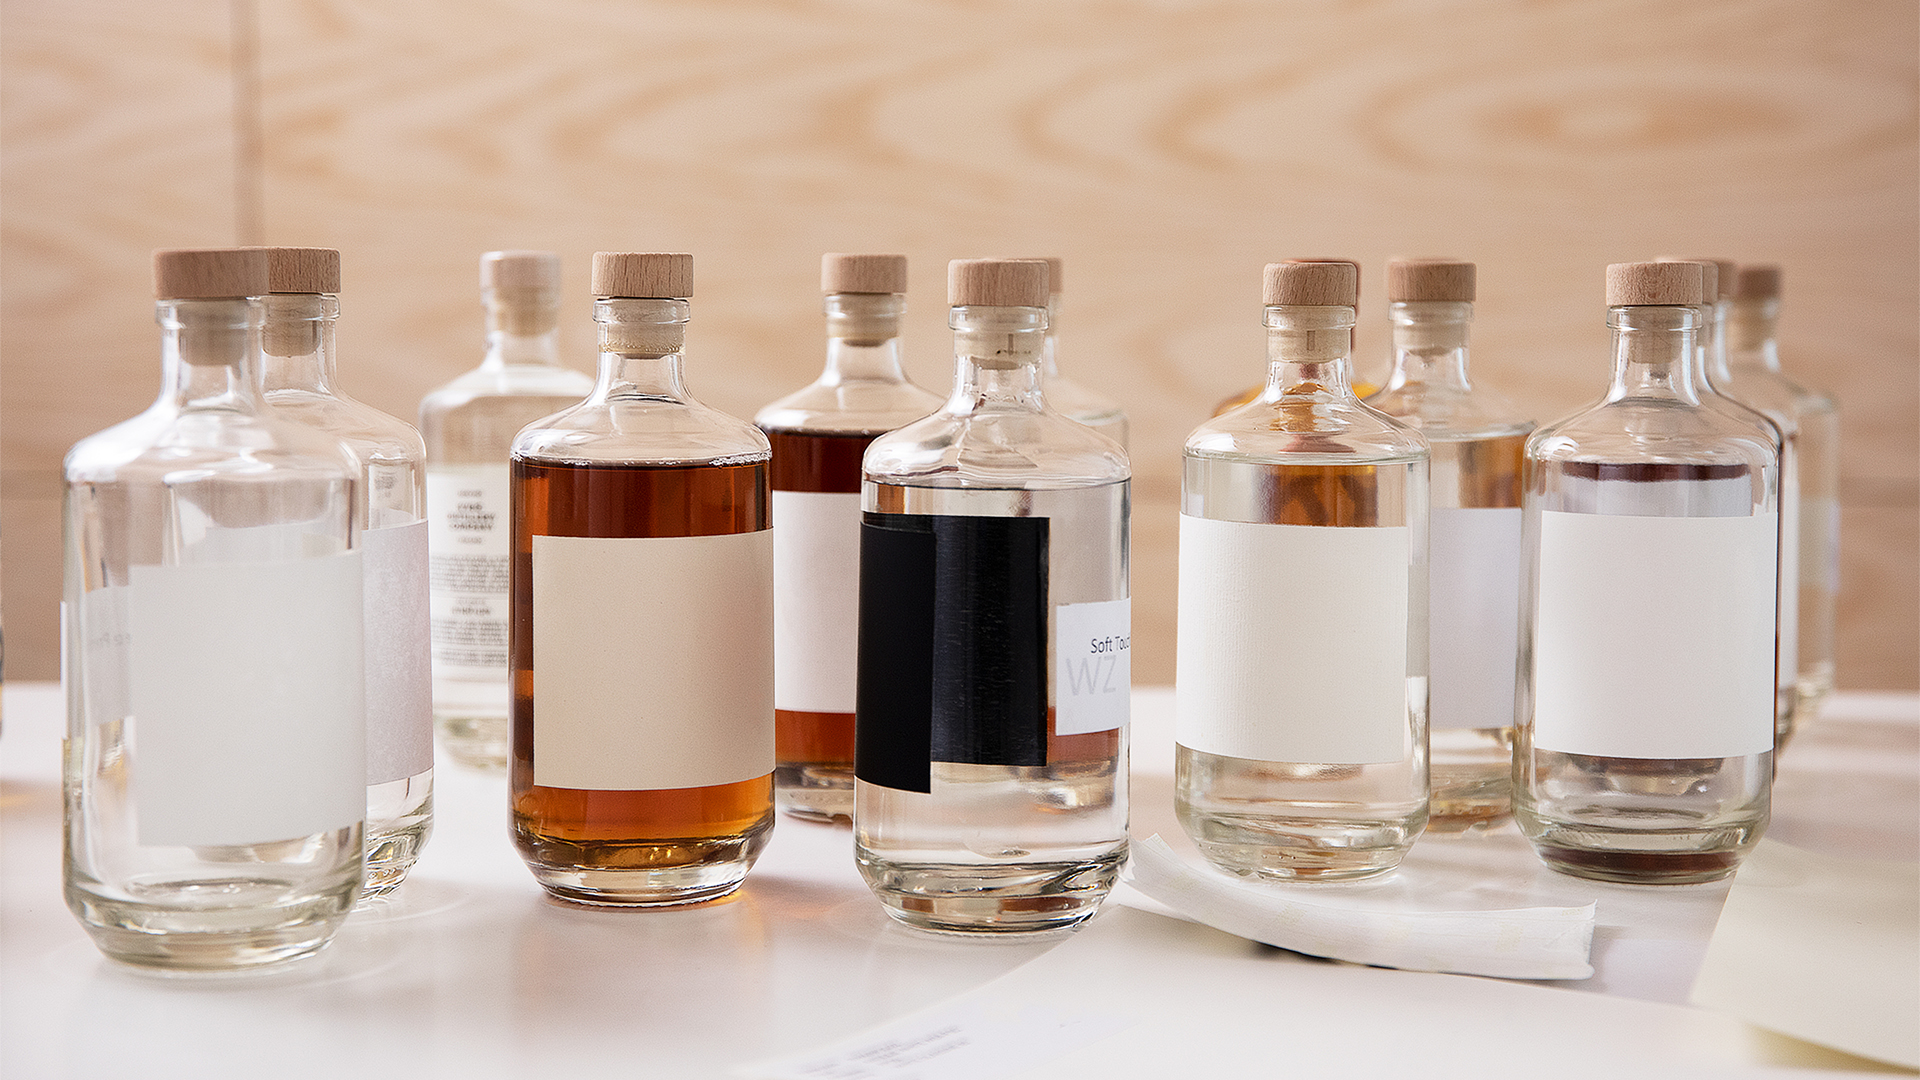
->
[260,292,338,395]
[1264,305,1361,402]
[1042,295,1062,377]
[1605,305,1700,405]
[1693,298,1735,394]
[947,304,1048,413]
[820,292,909,384]
[157,297,266,412]
[1381,300,1472,393]
[484,289,565,369]
[1726,297,1781,371]
[592,297,691,401]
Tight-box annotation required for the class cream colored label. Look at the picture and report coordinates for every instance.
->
[1429,507,1521,731]
[1533,510,1777,759]
[772,490,861,714]
[364,521,433,784]
[532,530,775,790]
[1176,515,1411,765]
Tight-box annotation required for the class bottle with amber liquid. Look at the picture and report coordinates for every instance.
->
[261,247,433,896]
[1031,257,1129,446]
[1514,262,1777,884]
[755,254,941,822]
[1366,259,1530,833]
[1177,260,1429,881]
[1212,258,1380,416]
[510,252,774,906]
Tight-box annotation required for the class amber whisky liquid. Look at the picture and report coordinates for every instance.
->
[510,458,774,905]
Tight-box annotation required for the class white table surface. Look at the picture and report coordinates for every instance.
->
[3,682,1915,1078]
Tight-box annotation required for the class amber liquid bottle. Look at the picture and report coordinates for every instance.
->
[510,253,774,906]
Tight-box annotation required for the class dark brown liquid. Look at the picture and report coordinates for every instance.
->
[510,459,772,857]
[1555,460,1750,483]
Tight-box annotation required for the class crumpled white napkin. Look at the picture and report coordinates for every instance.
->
[1124,833,1595,980]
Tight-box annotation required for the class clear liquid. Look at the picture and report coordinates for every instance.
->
[854,481,1129,933]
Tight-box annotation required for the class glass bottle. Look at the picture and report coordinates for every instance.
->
[755,254,942,822]
[1366,259,1531,833]
[1176,260,1430,880]
[1030,257,1129,446]
[261,247,433,897]
[1210,258,1381,416]
[855,258,1130,933]
[1724,265,1839,733]
[420,251,595,769]
[1514,262,1777,885]
[510,252,774,906]
[64,248,365,968]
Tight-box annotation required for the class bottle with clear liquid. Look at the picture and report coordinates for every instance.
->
[1029,257,1129,447]
[420,251,595,769]
[64,248,366,968]
[855,258,1130,933]
[1366,259,1530,833]
[510,252,774,906]
[261,247,433,897]
[1724,264,1839,733]
[1211,259,1383,417]
[1176,260,1429,881]
[1514,262,1777,884]
[755,254,942,822]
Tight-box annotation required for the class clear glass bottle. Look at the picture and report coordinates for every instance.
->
[1176,260,1430,881]
[420,251,595,769]
[64,248,365,968]
[1366,259,1530,834]
[261,247,433,898]
[1514,262,1777,885]
[855,258,1130,933]
[1030,257,1129,446]
[755,254,942,823]
[1211,259,1381,416]
[510,252,774,906]
[1724,264,1839,733]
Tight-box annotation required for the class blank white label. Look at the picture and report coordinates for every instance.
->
[1176,515,1410,765]
[532,530,775,790]
[773,490,861,714]
[1055,598,1131,736]
[1775,453,1800,690]
[1533,510,1777,759]
[1429,507,1521,731]
[128,553,367,847]
[364,521,433,784]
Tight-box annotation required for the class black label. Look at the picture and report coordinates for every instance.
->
[855,513,1050,793]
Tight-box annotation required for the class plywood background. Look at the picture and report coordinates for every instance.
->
[4,0,1915,689]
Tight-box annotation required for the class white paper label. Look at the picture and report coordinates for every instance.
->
[1799,495,1840,593]
[1176,515,1411,765]
[532,530,775,790]
[75,585,133,725]
[1533,510,1777,759]
[426,466,512,695]
[1775,454,1800,688]
[364,521,433,784]
[772,490,861,714]
[1429,507,1521,731]
[128,553,367,846]
[1054,598,1131,735]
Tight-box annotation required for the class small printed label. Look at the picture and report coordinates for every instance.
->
[128,553,367,847]
[1429,507,1521,731]
[532,530,774,791]
[1054,598,1130,736]
[363,521,433,784]
[1176,515,1410,765]
[426,466,513,696]
[773,490,862,715]
[1532,510,1777,759]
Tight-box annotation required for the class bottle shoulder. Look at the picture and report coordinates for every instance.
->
[1187,395,1428,463]
[754,376,945,434]
[267,389,426,464]
[1366,381,1533,440]
[66,401,360,485]
[419,362,596,413]
[511,395,771,466]
[863,408,1130,488]
[1527,397,1779,471]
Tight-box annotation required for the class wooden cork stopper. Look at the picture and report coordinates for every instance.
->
[265,247,340,294]
[1263,260,1358,306]
[822,253,906,294]
[948,259,1048,307]
[482,250,560,295]
[593,252,692,299]
[1734,264,1782,300]
[1659,256,1736,301]
[1607,261,1704,306]
[1386,259,1474,302]
[153,248,267,299]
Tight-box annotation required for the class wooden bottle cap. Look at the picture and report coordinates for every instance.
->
[1607,261,1704,306]
[948,259,1048,307]
[1386,259,1474,302]
[1657,256,1735,301]
[593,252,692,299]
[1734,264,1782,300]
[822,253,906,294]
[265,247,341,294]
[153,248,267,299]
[1263,260,1358,306]
[482,250,560,294]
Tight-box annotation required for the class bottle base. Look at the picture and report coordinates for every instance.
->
[775,764,852,823]
[361,780,434,901]
[515,819,772,908]
[1426,770,1512,836]
[856,847,1124,934]
[436,712,509,770]
[1178,810,1420,881]
[1523,822,1761,884]
[68,878,356,971]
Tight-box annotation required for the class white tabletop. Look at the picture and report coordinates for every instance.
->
[4,682,1915,1078]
